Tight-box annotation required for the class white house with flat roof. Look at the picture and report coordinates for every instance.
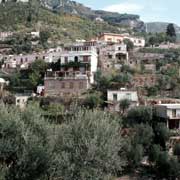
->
[56,45,98,84]
[107,89,139,112]
[155,104,180,130]
[97,33,145,47]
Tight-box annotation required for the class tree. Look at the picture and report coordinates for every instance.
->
[123,38,134,51]
[83,93,103,109]
[174,143,180,162]
[126,106,153,126]
[50,109,127,180]
[148,144,161,163]
[148,36,157,47]
[155,152,180,179]
[134,124,154,152]
[154,123,170,149]
[28,59,48,88]
[166,23,176,42]
[0,104,50,180]
[146,86,158,97]
[40,30,50,47]
[119,99,130,115]
[127,144,143,168]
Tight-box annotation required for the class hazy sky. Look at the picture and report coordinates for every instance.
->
[76,0,180,25]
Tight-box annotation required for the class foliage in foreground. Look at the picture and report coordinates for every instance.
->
[0,104,126,180]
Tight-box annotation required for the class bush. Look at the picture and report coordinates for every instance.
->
[154,123,170,149]
[148,144,161,163]
[127,144,143,168]
[126,106,153,126]
[155,152,180,179]
[174,143,180,162]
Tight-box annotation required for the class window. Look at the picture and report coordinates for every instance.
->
[47,82,55,88]
[65,57,68,63]
[70,82,74,89]
[108,54,113,59]
[118,47,121,51]
[113,93,118,101]
[172,109,177,118]
[83,56,89,62]
[74,56,78,62]
[61,82,65,89]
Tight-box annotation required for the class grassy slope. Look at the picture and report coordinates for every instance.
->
[0,2,122,43]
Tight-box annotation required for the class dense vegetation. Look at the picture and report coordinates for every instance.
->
[0,104,127,180]
[0,1,123,44]
[0,99,179,180]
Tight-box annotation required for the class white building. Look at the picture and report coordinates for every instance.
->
[14,94,30,109]
[155,104,180,130]
[107,89,139,112]
[0,32,13,41]
[129,36,146,47]
[97,33,145,47]
[31,31,40,38]
[2,48,63,69]
[57,45,98,84]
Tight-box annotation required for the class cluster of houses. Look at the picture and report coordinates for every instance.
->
[1,32,180,131]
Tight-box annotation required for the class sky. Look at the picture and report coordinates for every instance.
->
[76,0,180,25]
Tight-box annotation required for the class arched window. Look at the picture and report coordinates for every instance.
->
[74,56,78,63]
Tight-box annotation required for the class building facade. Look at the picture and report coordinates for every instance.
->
[97,33,145,47]
[45,75,90,97]
[44,43,98,97]
[107,89,139,112]
[99,43,129,71]
[155,104,180,130]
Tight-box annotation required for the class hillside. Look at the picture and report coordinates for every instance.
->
[146,22,180,34]
[40,0,145,31]
[0,1,127,43]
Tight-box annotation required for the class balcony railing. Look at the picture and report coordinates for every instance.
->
[45,71,91,80]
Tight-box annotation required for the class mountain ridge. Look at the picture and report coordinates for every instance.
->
[146,22,180,33]
[39,0,145,31]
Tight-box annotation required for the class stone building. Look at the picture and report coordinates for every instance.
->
[99,43,129,71]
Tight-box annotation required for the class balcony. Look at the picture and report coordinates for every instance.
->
[45,71,91,80]
[168,113,180,120]
[60,61,90,68]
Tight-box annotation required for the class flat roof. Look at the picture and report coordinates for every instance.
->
[107,90,137,93]
[99,33,144,39]
[156,104,180,109]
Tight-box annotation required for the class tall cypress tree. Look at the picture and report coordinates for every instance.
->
[166,23,176,42]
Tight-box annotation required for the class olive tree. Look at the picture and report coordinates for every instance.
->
[50,109,127,180]
[0,104,50,180]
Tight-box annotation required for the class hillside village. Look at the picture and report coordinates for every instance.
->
[0,0,180,180]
